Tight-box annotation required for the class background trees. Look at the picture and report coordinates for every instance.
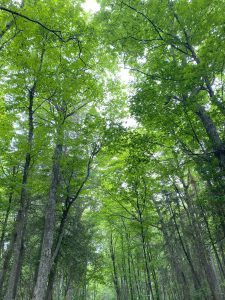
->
[0,0,225,299]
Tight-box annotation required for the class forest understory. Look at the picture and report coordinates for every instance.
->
[1,0,225,299]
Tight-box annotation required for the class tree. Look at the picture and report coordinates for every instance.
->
[1,1,225,299]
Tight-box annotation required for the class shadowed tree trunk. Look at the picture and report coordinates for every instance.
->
[45,150,96,300]
[4,83,36,300]
[110,234,121,300]
[32,138,63,300]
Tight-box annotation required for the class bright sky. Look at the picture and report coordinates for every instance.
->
[81,0,100,13]
[119,68,134,85]
[122,116,138,128]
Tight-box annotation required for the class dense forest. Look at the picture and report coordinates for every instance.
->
[0,0,225,299]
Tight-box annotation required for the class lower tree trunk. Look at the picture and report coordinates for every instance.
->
[32,142,62,300]
[0,189,14,257]
[3,82,36,300]
[139,222,154,300]
[3,205,27,300]
[110,234,121,300]
[0,240,14,298]
[66,283,73,300]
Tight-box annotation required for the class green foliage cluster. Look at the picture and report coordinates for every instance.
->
[1,1,225,300]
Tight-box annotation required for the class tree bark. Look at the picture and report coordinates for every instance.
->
[110,234,121,300]
[4,84,35,300]
[45,151,95,300]
[196,106,225,168]
[0,186,14,257]
[32,139,62,300]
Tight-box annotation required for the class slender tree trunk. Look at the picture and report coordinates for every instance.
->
[0,189,14,296]
[130,249,141,299]
[0,187,14,257]
[110,234,121,300]
[122,227,134,300]
[201,208,225,280]
[154,200,191,300]
[45,158,93,300]
[168,201,203,292]
[66,282,73,300]
[32,139,63,300]
[45,208,67,300]
[182,183,223,300]
[0,241,15,298]
[147,245,160,300]
[139,218,154,300]
[4,84,35,300]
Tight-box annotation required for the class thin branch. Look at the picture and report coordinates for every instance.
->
[65,101,89,118]
[127,67,185,82]
[121,1,164,40]
[66,145,101,209]
[0,30,21,51]
[0,6,78,42]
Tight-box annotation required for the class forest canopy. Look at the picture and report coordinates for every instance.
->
[0,0,225,299]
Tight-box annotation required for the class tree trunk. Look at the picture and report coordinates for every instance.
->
[45,160,93,300]
[182,183,223,300]
[110,234,121,300]
[4,84,35,300]
[196,106,225,168]
[0,188,14,257]
[154,200,191,300]
[168,200,204,293]
[32,140,62,300]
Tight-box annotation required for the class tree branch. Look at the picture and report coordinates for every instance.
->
[0,6,78,43]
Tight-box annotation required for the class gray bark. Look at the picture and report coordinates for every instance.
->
[32,141,62,300]
[3,84,35,300]
[196,106,225,168]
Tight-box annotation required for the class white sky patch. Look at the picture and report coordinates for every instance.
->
[82,0,100,13]
[122,116,138,129]
[118,67,134,84]
[118,66,137,128]
[212,77,222,90]
[12,0,23,6]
